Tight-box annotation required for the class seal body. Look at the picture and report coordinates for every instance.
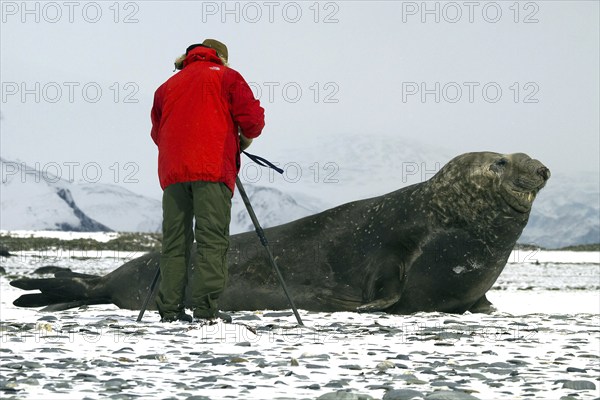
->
[11,152,550,314]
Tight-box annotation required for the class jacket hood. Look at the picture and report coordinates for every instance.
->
[182,46,223,68]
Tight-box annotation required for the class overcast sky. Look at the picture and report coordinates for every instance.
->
[1,1,598,200]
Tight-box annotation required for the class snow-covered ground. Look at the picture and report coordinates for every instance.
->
[1,233,599,400]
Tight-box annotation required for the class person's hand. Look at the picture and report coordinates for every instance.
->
[239,134,253,151]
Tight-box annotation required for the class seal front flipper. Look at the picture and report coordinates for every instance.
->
[318,279,403,313]
[315,285,365,311]
[467,294,497,314]
[356,294,402,312]
[357,253,406,313]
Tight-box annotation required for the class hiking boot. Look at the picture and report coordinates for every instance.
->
[215,310,232,323]
[193,309,232,323]
[160,311,193,323]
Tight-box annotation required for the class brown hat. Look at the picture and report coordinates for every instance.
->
[175,39,228,70]
[201,39,228,63]
[185,39,228,62]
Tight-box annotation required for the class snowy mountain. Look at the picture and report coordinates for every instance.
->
[2,133,599,248]
[65,183,162,233]
[519,173,600,248]
[249,133,454,206]
[0,158,112,232]
[0,157,325,235]
[0,158,159,233]
[230,185,327,234]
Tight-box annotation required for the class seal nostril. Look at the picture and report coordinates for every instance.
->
[537,167,550,181]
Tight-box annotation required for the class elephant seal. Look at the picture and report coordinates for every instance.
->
[0,245,11,258]
[11,152,550,314]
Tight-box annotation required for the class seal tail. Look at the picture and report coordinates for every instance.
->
[10,275,109,311]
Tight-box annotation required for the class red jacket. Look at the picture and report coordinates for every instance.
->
[151,46,264,193]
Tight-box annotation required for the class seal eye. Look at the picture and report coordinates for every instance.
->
[490,158,508,173]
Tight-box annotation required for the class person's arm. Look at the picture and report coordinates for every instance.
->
[150,86,164,145]
[226,69,265,139]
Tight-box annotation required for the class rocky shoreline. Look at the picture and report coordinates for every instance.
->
[1,304,598,399]
[1,251,599,400]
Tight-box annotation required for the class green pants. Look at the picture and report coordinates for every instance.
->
[156,180,232,319]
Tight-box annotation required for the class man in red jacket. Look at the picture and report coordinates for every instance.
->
[151,39,265,322]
